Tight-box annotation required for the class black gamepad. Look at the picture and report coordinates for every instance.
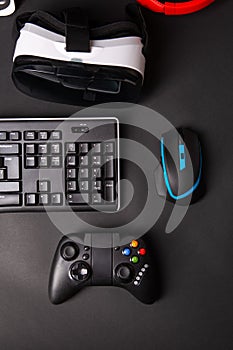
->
[49,233,158,304]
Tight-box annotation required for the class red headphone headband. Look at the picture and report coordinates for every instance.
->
[137,0,215,15]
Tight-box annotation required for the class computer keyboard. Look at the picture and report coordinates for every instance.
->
[0,117,119,212]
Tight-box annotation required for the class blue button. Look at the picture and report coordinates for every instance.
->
[122,248,131,256]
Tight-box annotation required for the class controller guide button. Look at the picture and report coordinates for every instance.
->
[131,256,139,264]
[61,242,79,261]
[122,248,131,256]
[130,240,139,248]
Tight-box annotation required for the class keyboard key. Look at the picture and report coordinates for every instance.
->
[24,131,36,140]
[79,143,89,154]
[0,194,21,206]
[66,143,76,153]
[67,193,89,205]
[67,169,76,179]
[38,156,48,168]
[104,155,114,178]
[103,180,115,202]
[0,168,6,180]
[0,144,20,154]
[25,194,37,206]
[39,194,49,205]
[67,181,77,192]
[50,131,62,140]
[51,156,61,167]
[0,132,7,140]
[79,168,89,179]
[51,143,61,154]
[9,132,21,141]
[80,155,88,166]
[51,193,63,205]
[92,156,101,166]
[79,181,89,191]
[0,181,20,192]
[93,181,102,192]
[104,142,114,153]
[25,156,37,168]
[4,156,20,179]
[91,143,101,153]
[92,168,101,179]
[92,193,102,204]
[66,156,76,167]
[39,131,49,140]
[25,144,36,154]
[38,180,50,192]
[38,144,48,154]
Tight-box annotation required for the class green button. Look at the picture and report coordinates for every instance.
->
[131,256,139,264]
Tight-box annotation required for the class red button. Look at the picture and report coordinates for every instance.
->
[138,248,146,256]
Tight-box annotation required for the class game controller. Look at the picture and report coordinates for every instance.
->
[49,233,158,304]
[0,0,15,16]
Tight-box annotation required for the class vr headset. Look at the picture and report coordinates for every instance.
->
[12,5,147,106]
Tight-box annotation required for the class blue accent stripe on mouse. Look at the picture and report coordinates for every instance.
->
[155,128,204,205]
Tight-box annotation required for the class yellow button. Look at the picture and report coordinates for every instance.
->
[131,240,139,248]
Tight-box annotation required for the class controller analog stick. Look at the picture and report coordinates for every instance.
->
[115,264,134,284]
[61,243,79,261]
[70,262,91,282]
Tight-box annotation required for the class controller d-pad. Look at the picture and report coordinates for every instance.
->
[61,242,79,261]
[115,264,134,284]
[70,261,91,282]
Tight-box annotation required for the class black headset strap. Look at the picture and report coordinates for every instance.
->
[16,4,147,46]
[64,8,90,52]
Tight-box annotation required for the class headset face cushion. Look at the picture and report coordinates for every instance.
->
[12,56,143,106]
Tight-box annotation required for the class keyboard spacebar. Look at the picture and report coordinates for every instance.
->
[0,182,20,192]
[0,194,21,206]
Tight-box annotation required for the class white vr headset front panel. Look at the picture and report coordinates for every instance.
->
[13,23,145,77]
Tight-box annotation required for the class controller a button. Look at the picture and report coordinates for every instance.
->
[61,243,78,261]
[115,264,134,284]
[70,262,91,282]
[122,248,131,257]
[131,240,139,248]
[131,256,139,264]
[138,248,146,256]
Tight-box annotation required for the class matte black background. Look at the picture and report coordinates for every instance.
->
[0,1,232,349]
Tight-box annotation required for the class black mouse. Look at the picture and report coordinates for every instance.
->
[155,128,204,205]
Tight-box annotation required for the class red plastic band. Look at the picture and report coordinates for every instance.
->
[137,0,215,15]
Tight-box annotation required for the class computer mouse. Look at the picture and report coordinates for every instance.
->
[155,128,204,205]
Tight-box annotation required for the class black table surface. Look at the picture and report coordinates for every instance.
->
[0,1,232,350]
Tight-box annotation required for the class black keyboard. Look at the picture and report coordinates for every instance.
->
[0,117,119,212]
